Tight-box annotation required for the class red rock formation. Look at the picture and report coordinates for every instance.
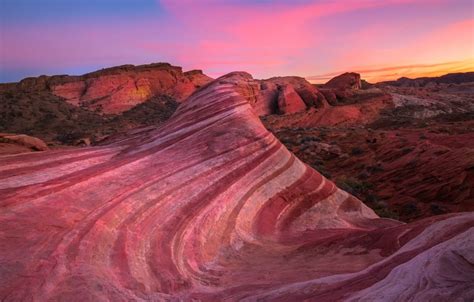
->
[267,76,328,108]
[263,92,393,128]
[215,72,326,116]
[277,84,307,114]
[325,72,362,90]
[0,73,472,301]
[321,72,364,104]
[0,133,48,155]
[20,63,212,115]
[50,63,212,114]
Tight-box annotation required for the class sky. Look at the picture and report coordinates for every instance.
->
[0,0,473,83]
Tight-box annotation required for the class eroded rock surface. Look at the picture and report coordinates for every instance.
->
[0,74,473,301]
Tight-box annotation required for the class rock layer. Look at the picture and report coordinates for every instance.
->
[0,74,472,301]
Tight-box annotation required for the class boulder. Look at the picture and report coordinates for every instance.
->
[0,133,49,154]
[325,72,361,90]
[277,84,306,114]
[266,76,328,108]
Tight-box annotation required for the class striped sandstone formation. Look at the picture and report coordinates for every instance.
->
[0,73,473,301]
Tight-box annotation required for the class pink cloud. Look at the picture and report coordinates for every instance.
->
[152,0,457,78]
[1,0,469,82]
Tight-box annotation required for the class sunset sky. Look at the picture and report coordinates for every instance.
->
[0,0,473,83]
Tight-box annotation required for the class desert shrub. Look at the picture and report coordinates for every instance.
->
[373,205,399,220]
[366,164,384,174]
[401,146,414,155]
[399,203,421,218]
[311,163,332,179]
[365,194,378,203]
[300,137,312,144]
[55,130,85,144]
[2,91,14,99]
[350,147,364,155]
[430,203,447,215]
[336,177,373,196]
[434,149,448,156]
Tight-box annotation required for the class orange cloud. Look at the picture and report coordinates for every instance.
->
[309,17,474,83]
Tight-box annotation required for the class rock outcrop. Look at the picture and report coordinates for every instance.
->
[321,72,362,104]
[379,72,474,87]
[277,84,307,114]
[0,133,49,155]
[325,72,362,90]
[266,76,328,108]
[215,72,326,116]
[16,63,212,115]
[0,73,472,301]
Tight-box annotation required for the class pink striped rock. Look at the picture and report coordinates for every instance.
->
[0,74,473,301]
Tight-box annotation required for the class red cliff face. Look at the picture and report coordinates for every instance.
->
[47,63,212,114]
[0,73,472,301]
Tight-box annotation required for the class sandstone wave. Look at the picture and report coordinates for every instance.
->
[0,74,472,301]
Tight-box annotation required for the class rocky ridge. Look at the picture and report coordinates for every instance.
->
[17,63,212,114]
[378,71,474,87]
